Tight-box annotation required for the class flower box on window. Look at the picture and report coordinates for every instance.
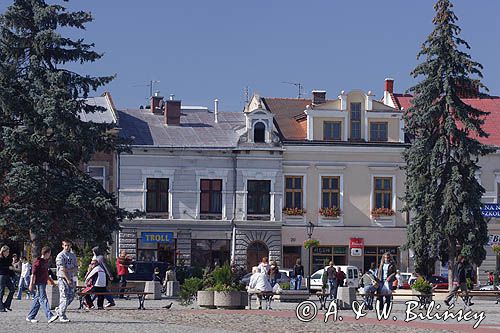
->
[319,207,342,218]
[371,208,395,218]
[493,244,500,255]
[283,208,306,216]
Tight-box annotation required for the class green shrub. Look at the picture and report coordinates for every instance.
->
[212,264,232,287]
[180,277,203,305]
[78,245,93,281]
[411,277,432,294]
[279,282,290,290]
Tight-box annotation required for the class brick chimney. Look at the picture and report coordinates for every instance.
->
[312,90,326,105]
[150,92,164,114]
[383,78,394,106]
[165,100,181,126]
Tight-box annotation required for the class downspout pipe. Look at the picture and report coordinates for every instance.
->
[230,152,237,264]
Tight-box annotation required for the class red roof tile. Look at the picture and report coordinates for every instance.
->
[262,97,309,140]
[392,94,500,147]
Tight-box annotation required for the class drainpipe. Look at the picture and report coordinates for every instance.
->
[230,152,237,264]
[116,151,121,258]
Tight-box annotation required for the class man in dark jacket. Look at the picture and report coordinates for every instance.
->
[444,255,473,306]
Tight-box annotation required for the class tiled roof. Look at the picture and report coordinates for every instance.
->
[118,108,246,148]
[261,98,310,140]
[392,94,500,147]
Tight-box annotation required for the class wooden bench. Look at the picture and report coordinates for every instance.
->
[77,290,153,310]
[247,290,275,310]
[315,291,340,310]
[76,286,136,310]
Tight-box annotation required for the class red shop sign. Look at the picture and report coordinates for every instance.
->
[350,238,364,248]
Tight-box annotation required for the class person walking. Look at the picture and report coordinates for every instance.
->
[326,261,338,300]
[336,267,346,287]
[0,245,15,312]
[16,256,32,300]
[11,254,21,290]
[116,250,132,299]
[444,255,473,306]
[376,252,396,306]
[293,259,304,290]
[55,240,78,322]
[26,246,58,323]
[268,261,279,287]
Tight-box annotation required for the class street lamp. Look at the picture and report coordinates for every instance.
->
[306,221,315,292]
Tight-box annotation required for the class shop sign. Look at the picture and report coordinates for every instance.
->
[141,232,173,243]
[378,247,398,255]
[333,246,347,255]
[488,234,500,246]
[482,204,500,218]
[349,238,364,249]
[312,247,332,255]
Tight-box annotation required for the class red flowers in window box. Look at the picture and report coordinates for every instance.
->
[319,207,341,218]
[371,207,395,218]
[283,208,306,216]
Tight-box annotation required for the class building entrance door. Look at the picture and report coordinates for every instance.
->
[246,241,268,271]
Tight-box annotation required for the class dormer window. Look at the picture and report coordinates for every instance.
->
[350,103,361,140]
[254,122,266,143]
[324,121,341,141]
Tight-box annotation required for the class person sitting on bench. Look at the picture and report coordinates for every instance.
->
[248,266,272,309]
[84,259,109,310]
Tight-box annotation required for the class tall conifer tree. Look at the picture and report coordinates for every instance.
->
[403,0,493,282]
[0,0,128,257]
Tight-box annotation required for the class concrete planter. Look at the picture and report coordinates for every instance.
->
[197,290,215,309]
[337,287,356,309]
[46,284,60,310]
[144,281,162,300]
[214,291,246,309]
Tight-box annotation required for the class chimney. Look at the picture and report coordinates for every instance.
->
[366,90,374,111]
[383,78,394,106]
[312,90,326,105]
[164,99,181,126]
[214,99,219,123]
[150,91,163,114]
[339,91,347,110]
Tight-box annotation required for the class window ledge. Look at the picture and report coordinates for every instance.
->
[370,215,396,227]
[199,214,223,220]
[319,216,344,226]
[283,215,305,225]
[247,214,271,221]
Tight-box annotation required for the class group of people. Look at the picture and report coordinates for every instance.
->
[247,257,282,309]
[0,240,134,323]
[321,261,347,300]
[358,252,397,309]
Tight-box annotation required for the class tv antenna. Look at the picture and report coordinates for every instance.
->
[133,80,160,98]
[243,86,249,104]
[282,81,304,99]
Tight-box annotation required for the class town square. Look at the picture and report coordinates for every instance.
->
[0,1,499,332]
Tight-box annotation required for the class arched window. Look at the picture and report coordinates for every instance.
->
[254,122,266,143]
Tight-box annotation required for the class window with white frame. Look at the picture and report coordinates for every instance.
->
[373,177,392,209]
[247,180,271,215]
[284,176,303,209]
[321,176,340,209]
[200,179,223,218]
[370,122,388,142]
[350,103,362,140]
[88,166,106,188]
[146,178,169,213]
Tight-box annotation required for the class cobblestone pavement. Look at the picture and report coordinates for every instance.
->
[2,296,500,333]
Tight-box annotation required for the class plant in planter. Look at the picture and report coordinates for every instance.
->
[283,207,306,216]
[319,207,342,218]
[303,239,320,249]
[279,282,290,290]
[210,264,247,309]
[371,207,395,218]
[492,244,500,255]
[411,277,432,294]
[180,277,203,305]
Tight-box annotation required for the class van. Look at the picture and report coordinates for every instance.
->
[309,265,360,292]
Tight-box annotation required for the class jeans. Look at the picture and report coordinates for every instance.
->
[328,279,338,299]
[119,275,127,298]
[0,274,15,310]
[294,276,302,290]
[377,282,392,305]
[445,282,468,304]
[270,278,277,288]
[27,284,54,320]
[363,285,377,309]
[57,278,75,318]
[17,276,30,299]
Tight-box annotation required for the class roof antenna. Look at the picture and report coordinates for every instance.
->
[282,81,304,99]
[243,86,249,104]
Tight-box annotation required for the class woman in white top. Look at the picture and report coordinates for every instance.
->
[257,257,271,276]
[84,260,108,309]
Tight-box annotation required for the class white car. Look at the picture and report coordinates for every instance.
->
[309,265,360,292]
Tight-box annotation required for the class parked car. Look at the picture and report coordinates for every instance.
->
[428,275,448,289]
[241,271,291,286]
[127,261,169,281]
[309,265,359,292]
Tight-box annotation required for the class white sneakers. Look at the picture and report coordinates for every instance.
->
[59,317,70,323]
[26,318,38,323]
[48,314,59,323]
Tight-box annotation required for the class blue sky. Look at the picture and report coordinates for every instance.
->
[1,1,499,111]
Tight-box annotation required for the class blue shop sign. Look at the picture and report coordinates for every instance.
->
[142,232,173,243]
[481,204,500,218]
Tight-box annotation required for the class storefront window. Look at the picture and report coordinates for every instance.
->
[137,237,175,265]
[191,240,230,269]
[311,246,347,273]
[363,246,398,273]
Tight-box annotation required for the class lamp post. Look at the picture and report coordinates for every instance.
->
[306,221,315,292]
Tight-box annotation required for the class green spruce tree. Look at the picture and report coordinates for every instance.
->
[403,0,494,283]
[0,0,129,258]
